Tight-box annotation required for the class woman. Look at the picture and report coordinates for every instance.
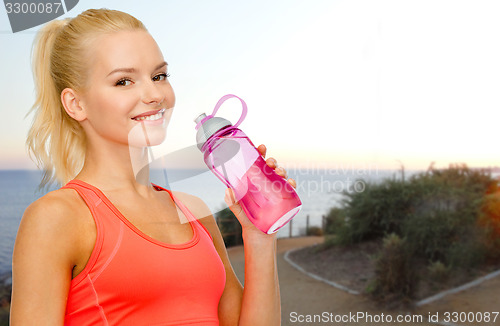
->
[10,8,296,325]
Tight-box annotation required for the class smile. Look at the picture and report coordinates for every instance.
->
[132,108,166,121]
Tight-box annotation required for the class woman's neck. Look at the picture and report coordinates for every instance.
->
[75,140,154,195]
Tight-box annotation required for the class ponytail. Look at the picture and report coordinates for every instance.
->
[26,18,85,190]
[25,9,146,190]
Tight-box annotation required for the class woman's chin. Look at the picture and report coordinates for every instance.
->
[128,126,167,148]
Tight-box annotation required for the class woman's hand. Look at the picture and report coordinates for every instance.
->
[224,144,297,237]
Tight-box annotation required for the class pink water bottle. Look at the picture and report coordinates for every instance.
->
[194,94,302,234]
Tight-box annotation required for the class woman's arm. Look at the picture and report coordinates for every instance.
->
[233,225,280,326]
[10,190,90,325]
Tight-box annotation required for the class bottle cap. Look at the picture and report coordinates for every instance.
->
[194,113,232,150]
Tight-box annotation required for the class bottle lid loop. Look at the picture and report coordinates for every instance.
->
[194,94,248,130]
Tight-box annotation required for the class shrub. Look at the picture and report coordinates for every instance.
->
[306,226,323,236]
[215,205,242,247]
[427,261,449,283]
[331,178,418,245]
[479,181,500,260]
[446,235,487,270]
[371,234,417,302]
[402,211,462,263]
[324,207,344,235]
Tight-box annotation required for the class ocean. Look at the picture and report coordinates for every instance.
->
[0,167,394,276]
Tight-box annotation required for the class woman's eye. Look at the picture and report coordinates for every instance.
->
[153,73,170,82]
[115,78,132,86]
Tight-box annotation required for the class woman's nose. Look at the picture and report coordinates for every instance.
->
[142,80,165,105]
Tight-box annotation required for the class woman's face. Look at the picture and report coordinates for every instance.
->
[79,29,175,148]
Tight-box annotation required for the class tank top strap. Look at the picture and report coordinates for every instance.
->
[152,183,215,242]
[61,179,110,287]
[62,179,104,210]
[60,179,121,241]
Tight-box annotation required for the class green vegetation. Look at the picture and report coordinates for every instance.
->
[214,205,242,247]
[306,226,324,236]
[325,164,500,302]
[0,279,10,326]
[371,234,416,303]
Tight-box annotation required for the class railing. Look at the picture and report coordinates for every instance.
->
[217,214,327,246]
[288,214,327,238]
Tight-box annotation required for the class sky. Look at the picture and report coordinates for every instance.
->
[0,0,499,172]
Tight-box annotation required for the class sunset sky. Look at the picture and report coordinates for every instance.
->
[1,0,499,172]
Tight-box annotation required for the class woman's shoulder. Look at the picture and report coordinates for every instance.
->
[21,187,88,235]
[25,187,83,217]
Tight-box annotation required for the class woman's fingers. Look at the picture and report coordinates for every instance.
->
[276,166,287,179]
[266,157,286,177]
[257,144,267,158]
[225,188,243,215]
[266,157,278,169]
[224,187,235,205]
[259,144,296,188]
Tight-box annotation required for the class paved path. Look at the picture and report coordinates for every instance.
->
[228,237,403,326]
[227,236,500,326]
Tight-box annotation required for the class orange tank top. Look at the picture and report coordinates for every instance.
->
[61,179,226,325]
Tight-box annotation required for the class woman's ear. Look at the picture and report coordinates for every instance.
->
[61,88,86,121]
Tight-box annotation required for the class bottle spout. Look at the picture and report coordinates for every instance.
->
[194,113,207,124]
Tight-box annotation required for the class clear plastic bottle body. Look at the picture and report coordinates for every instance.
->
[202,127,302,234]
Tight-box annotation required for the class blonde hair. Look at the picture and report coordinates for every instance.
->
[26,8,147,190]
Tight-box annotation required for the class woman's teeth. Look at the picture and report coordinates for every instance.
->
[133,109,165,121]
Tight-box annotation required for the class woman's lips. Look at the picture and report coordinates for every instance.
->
[132,108,166,121]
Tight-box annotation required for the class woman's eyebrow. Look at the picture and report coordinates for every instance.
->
[106,61,168,77]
